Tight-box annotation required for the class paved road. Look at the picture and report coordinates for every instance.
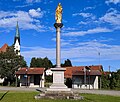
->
[0,86,120,96]
[0,86,42,92]
[72,89,120,96]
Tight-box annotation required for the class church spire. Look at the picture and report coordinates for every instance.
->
[14,21,20,55]
[14,21,20,45]
[16,21,20,38]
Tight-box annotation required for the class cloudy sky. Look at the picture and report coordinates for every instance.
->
[0,0,120,71]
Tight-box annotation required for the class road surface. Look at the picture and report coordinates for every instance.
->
[0,86,120,96]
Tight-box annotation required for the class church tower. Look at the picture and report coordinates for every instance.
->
[14,21,20,55]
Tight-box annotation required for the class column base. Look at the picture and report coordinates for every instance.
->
[47,67,71,92]
[47,83,71,91]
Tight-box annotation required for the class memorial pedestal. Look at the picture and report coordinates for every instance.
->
[47,68,71,91]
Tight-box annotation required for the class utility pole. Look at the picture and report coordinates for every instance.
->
[109,66,110,72]
[98,52,100,65]
[84,67,86,88]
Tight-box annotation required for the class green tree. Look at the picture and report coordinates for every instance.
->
[0,45,27,85]
[61,59,72,67]
[101,73,110,89]
[109,70,120,89]
[30,57,53,70]
[30,57,36,67]
[42,57,53,69]
[116,69,120,88]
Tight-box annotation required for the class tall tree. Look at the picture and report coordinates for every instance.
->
[30,57,53,70]
[101,73,110,89]
[30,57,37,67]
[61,59,72,67]
[0,45,27,84]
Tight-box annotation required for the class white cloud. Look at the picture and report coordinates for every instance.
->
[63,27,78,32]
[26,0,41,3]
[21,41,120,64]
[21,46,56,59]
[105,0,120,5]
[73,12,87,17]
[16,4,33,8]
[78,21,88,25]
[73,12,96,20]
[72,8,120,31]
[51,38,73,47]
[84,6,96,10]
[63,27,112,36]
[80,13,92,18]
[13,0,41,4]
[0,8,44,31]
[99,8,120,27]
[44,0,53,4]
[29,8,43,18]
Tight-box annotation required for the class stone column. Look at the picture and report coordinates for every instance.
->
[47,23,70,91]
[54,23,63,68]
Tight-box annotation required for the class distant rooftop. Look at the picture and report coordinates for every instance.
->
[0,44,8,53]
[64,65,103,78]
[15,67,45,75]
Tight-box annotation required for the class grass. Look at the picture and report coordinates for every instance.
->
[0,91,120,102]
[81,94,120,102]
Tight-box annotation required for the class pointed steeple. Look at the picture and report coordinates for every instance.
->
[14,21,20,55]
[14,21,20,45]
[16,21,20,38]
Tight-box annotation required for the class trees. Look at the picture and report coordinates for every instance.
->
[30,57,53,70]
[30,57,72,69]
[61,59,72,67]
[101,73,110,89]
[0,45,27,85]
[101,69,120,90]
[109,70,120,89]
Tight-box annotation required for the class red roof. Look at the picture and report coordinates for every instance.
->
[16,68,26,75]
[16,68,45,75]
[0,44,8,53]
[64,66,84,78]
[90,65,103,71]
[104,71,111,75]
[72,70,101,76]
[64,67,72,78]
[64,65,102,78]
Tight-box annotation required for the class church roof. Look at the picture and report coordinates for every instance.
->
[0,44,8,53]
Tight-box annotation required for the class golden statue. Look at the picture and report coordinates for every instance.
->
[55,3,62,23]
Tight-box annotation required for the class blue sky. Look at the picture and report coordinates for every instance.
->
[0,0,120,71]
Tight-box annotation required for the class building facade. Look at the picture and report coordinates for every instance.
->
[16,68,45,87]
[64,65,102,89]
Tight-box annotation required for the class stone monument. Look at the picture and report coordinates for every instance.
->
[35,3,83,100]
[47,3,70,92]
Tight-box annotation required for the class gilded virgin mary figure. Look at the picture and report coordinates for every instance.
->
[55,3,62,23]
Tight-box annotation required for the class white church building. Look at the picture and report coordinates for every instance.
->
[0,22,21,84]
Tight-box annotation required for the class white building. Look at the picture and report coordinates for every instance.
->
[64,65,102,89]
[16,68,45,87]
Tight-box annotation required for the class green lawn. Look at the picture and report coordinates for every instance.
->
[0,91,120,102]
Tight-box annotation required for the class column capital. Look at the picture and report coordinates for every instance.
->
[54,23,63,28]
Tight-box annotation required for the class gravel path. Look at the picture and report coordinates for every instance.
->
[0,86,120,96]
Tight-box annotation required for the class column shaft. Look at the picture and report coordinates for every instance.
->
[56,27,61,68]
